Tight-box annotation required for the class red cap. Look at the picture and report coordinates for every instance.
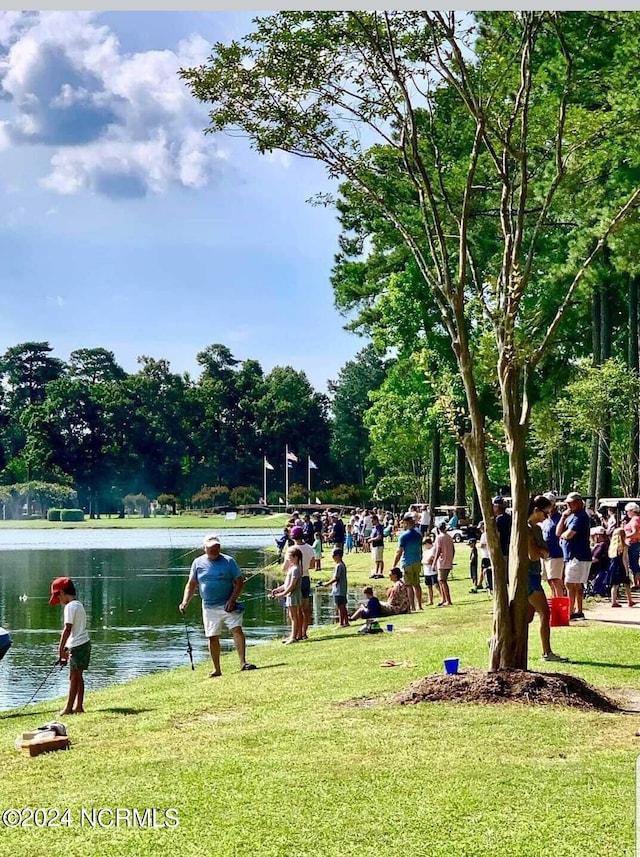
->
[49,577,72,605]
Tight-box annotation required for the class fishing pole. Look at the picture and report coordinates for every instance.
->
[182,613,195,671]
[1,657,64,719]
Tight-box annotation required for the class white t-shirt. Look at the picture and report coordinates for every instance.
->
[283,542,315,577]
[63,600,90,649]
[479,533,490,559]
[420,508,431,526]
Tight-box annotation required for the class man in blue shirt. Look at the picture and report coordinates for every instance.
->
[180,534,257,677]
[393,512,423,610]
[556,491,591,620]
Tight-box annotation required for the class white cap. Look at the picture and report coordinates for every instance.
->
[203,534,221,548]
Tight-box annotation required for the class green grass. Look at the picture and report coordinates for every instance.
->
[1,547,638,856]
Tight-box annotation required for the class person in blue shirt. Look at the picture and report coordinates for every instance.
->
[180,534,257,677]
[540,492,564,599]
[393,512,424,610]
[349,586,382,623]
[0,626,12,661]
[556,492,592,620]
[325,548,349,627]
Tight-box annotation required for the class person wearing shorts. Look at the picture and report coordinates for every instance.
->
[421,536,438,605]
[49,576,91,715]
[393,513,423,610]
[556,492,592,620]
[271,546,304,643]
[368,514,385,578]
[180,534,256,677]
[527,496,568,662]
[286,527,315,639]
[432,522,455,606]
[540,492,565,598]
[325,548,349,627]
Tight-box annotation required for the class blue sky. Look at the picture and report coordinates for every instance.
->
[0,11,363,391]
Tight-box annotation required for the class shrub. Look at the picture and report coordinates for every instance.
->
[47,509,61,522]
[60,509,85,522]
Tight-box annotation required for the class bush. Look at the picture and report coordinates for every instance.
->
[47,509,61,522]
[60,509,85,522]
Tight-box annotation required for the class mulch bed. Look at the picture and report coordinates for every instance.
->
[392,668,621,712]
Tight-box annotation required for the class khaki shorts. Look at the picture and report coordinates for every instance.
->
[202,605,243,637]
[542,557,564,581]
[437,568,451,583]
[372,545,384,562]
[564,559,591,585]
[403,562,421,587]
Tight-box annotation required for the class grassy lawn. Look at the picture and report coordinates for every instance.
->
[1,541,638,856]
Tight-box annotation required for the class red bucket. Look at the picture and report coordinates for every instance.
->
[549,596,570,627]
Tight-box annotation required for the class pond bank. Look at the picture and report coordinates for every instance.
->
[1,569,637,857]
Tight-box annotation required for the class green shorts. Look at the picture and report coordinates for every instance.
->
[403,562,421,587]
[69,640,91,672]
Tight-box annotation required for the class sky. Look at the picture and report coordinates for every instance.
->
[0,11,363,392]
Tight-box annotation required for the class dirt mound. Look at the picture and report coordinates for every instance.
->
[393,668,620,712]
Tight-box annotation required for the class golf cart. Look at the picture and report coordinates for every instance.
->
[432,505,478,543]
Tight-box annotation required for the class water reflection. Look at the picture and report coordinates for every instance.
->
[0,529,354,711]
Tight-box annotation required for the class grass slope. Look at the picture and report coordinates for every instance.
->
[1,543,638,857]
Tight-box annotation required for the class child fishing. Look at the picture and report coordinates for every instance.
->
[49,577,91,715]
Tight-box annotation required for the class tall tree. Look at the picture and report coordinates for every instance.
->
[328,344,387,485]
[184,11,640,669]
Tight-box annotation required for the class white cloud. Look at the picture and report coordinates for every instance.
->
[0,12,222,198]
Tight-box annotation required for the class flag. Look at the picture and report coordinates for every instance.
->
[264,459,274,471]
[287,460,294,469]
[286,451,298,462]
[279,497,285,504]
[315,497,321,504]
[309,458,318,470]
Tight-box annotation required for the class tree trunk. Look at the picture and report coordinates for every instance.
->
[454,443,466,509]
[629,274,640,495]
[596,270,612,500]
[429,426,441,513]
[588,283,602,500]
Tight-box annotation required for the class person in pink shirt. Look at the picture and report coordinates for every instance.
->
[432,521,455,607]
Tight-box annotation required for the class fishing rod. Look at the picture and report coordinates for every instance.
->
[1,657,64,719]
[182,613,195,671]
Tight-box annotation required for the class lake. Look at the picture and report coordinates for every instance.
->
[0,529,347,712]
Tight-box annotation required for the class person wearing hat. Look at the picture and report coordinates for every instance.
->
[285,526,314,639]
[556,492,591,620]
[330,513,346,554]
[49,576,91,714]
[392,512,424,610]
[540,492,565,599]
[623,502,640,589]
[179,535,256,676]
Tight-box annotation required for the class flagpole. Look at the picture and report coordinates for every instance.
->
[263,456,267,507]
[285,445,289,508]
[307,456,311,505]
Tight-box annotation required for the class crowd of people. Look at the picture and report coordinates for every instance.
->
[6,494,638,712]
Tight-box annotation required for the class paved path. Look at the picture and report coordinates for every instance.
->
[584,599,640,627]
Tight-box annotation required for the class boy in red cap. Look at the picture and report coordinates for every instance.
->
[50,577,91,715]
